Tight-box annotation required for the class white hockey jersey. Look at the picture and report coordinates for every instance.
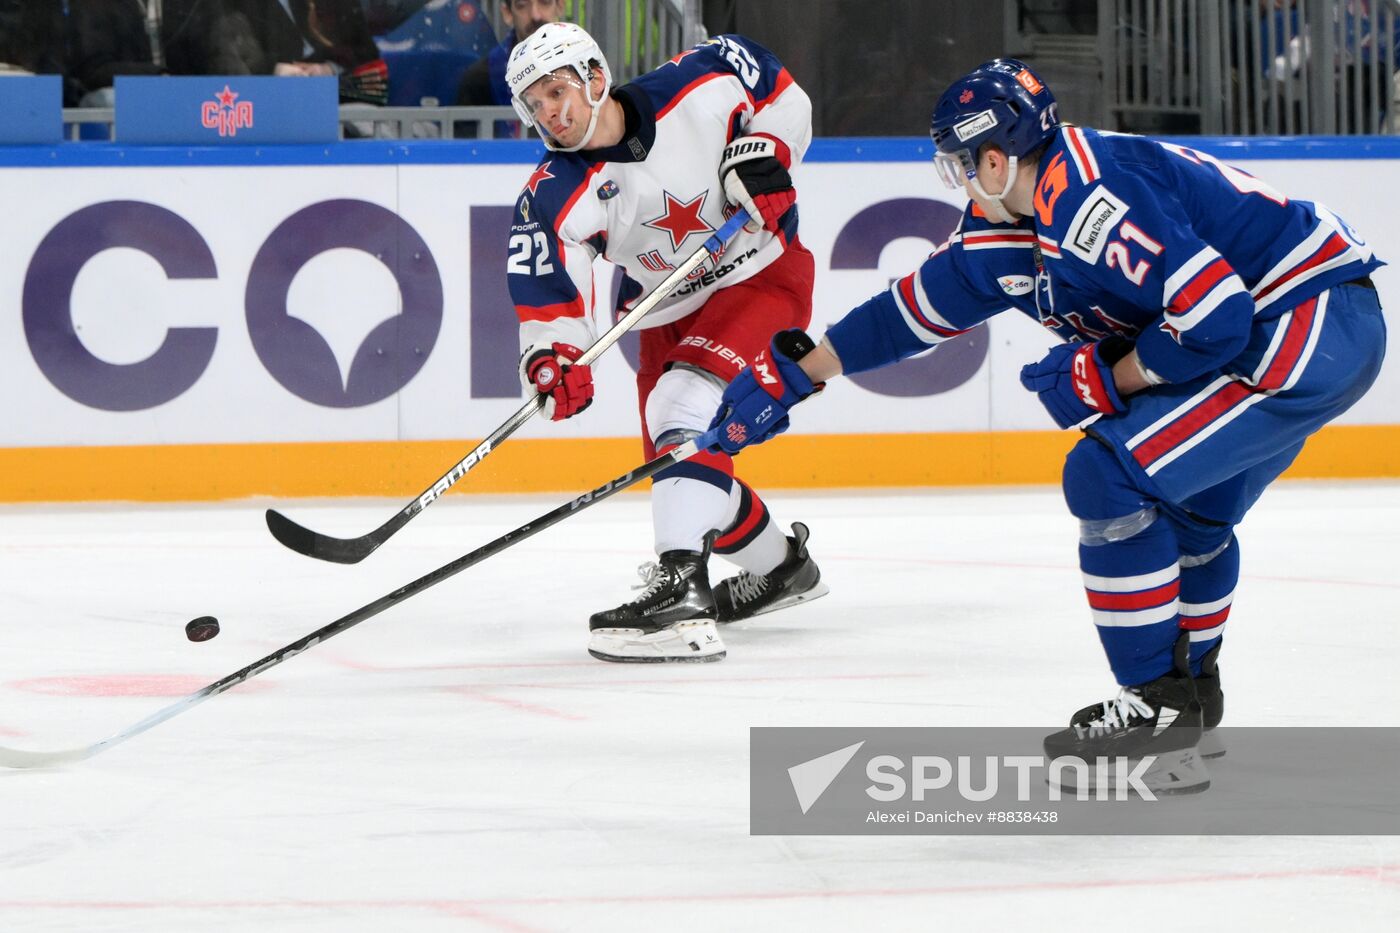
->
[506,34,813,355]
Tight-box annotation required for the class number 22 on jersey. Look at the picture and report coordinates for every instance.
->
[508,232,555,276]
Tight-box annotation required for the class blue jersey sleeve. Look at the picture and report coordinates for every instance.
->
[653,35,795,108]
[707,35,795,109]
[635,34,812,168]
[506,159,603,355]
[506,161,595,327]
[825,219,1019,374]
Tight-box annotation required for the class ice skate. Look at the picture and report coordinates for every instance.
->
[714,522,829,623]
[1044,635,1210,796]
[588,549,724,662]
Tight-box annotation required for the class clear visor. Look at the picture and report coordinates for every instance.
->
[517,68,589,129]
[933,147,976,190]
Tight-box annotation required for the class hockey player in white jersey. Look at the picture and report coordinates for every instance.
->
[504,24,829,662]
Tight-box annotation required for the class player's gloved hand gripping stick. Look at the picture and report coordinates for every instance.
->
[707,329,824,455]
[1019,336,1132,429]
[719,135,797,234]
[521,341,594,422]
[265,209,753,564]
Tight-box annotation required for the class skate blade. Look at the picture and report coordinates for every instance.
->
[588,620,726,663]
[1048,747,1211,797]
[723,582,831,624]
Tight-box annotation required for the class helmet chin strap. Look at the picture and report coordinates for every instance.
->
[969,155,1020,224]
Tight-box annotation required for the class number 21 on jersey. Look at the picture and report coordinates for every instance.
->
[1105,221,1164,286]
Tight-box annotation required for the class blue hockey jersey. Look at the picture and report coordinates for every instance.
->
[827,126,1381,385]
[506,35,812,358]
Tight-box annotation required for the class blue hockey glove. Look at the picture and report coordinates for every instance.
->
[707,329,821,454]
[1019,338,1130,429]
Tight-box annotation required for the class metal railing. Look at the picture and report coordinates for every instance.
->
[1101,0,1400,135]
[489,0,706,83]
[62,105,527,141]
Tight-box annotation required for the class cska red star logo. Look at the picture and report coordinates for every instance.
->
[642,190,715,251]
[525,161,555,197]
[1159,318,1184,344]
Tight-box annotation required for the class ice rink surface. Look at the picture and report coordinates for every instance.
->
[1,480,1398,931]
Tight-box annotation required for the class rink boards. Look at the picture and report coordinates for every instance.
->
[0,137,1397,500]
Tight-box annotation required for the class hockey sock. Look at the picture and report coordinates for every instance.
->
[713,479,790,575]
[1171,519,1238,676]
[1080,524,1182,686]
[646,367,738,554]
[1064,439,1182,686]
[651,445,735,554]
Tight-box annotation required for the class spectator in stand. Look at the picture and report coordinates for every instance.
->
[0,0,65,77]
[162,0,387,103]
[456,0,565,106]
[67,0,164,108]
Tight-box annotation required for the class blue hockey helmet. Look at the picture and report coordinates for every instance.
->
[930,59,1059,194]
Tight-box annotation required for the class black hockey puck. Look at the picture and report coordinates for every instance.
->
[185,616,221,642]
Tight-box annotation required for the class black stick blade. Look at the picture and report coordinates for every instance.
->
[264,509,380,564]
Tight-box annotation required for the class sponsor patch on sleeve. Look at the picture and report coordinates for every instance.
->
[998,274,1035,296]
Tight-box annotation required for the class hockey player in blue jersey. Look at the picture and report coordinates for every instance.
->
[503,24,829,662]
[706,59,1387,790]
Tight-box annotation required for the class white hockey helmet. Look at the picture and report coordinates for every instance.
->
[506,22,613,152]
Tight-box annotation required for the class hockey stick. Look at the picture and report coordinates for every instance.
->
[265,209,752,564]
[0,432,719,769]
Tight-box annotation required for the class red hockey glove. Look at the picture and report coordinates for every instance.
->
[522,342,594,421]
[719,135,796,233]
[1018,338,1131,429]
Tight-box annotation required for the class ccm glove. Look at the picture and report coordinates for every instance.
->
[521,342,594,421]
[1018,337,1131,429]
[719,135,796,233]
[708,329,821,454]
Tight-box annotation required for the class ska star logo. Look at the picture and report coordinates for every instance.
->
[1159,318,1184,344]
[525,161,555,197]
[642,190,715,251]
[201,84,254,138]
